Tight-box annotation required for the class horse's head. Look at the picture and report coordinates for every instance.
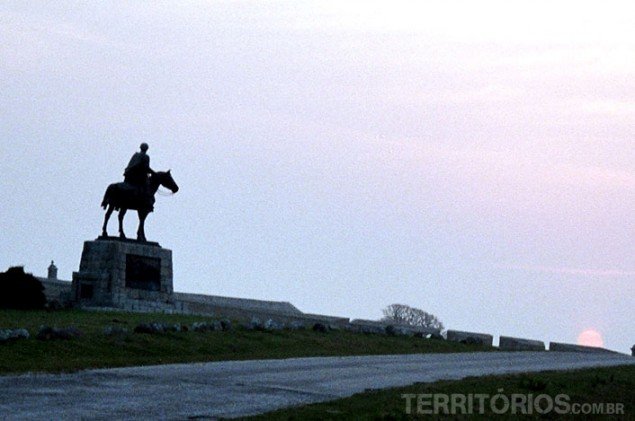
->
[154,170,179,193]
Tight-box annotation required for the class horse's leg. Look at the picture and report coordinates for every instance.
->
[102,205,115,237]
[118,208,127,239]
[137,210,148,242]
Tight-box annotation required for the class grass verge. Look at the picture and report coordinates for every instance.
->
[244,365,635,420]
[0,309,492,374]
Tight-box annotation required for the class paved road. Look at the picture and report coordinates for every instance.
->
[1,352,632,419]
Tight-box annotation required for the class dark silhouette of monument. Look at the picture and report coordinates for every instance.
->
[72,144,180,311]
[101,143,179,242]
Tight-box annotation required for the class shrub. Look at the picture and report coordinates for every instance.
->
[0,267,46,310]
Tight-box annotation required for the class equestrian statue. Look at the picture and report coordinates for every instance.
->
[101,143,179,242]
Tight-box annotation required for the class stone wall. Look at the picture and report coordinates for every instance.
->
[446,330,494,346]
[33,247,628,353]
[349,319,441,335]
[171,294,349,327]
[499,336,545,351]
[37,273,348,327]
[38,278,72,305]
[549,342,618,354]
[173,292,303,316]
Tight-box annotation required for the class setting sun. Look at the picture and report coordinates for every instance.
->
[577,329,604,348]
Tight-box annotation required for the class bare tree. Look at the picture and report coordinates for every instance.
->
[381,303,444,330]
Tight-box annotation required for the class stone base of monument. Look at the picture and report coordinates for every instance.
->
[72,237,176,311]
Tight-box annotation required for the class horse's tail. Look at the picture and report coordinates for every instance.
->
[101,185,112,209]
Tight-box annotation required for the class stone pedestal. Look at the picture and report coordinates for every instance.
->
[72,238,174,310]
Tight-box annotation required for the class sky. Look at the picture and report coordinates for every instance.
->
[1,1,633,353]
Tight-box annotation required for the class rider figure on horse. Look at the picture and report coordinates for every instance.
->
[124,143,155,200]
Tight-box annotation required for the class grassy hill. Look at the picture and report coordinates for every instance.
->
[0,309,492,374]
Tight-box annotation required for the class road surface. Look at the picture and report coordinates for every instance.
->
[0,352,632,419]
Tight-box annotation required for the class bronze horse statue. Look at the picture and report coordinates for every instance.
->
[101,170,179,241]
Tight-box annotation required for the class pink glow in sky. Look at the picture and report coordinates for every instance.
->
[1,1,633,353]
[577,329,604,348]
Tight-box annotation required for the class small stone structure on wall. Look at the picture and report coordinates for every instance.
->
[71,238,179,312]
[47,261,58,280]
